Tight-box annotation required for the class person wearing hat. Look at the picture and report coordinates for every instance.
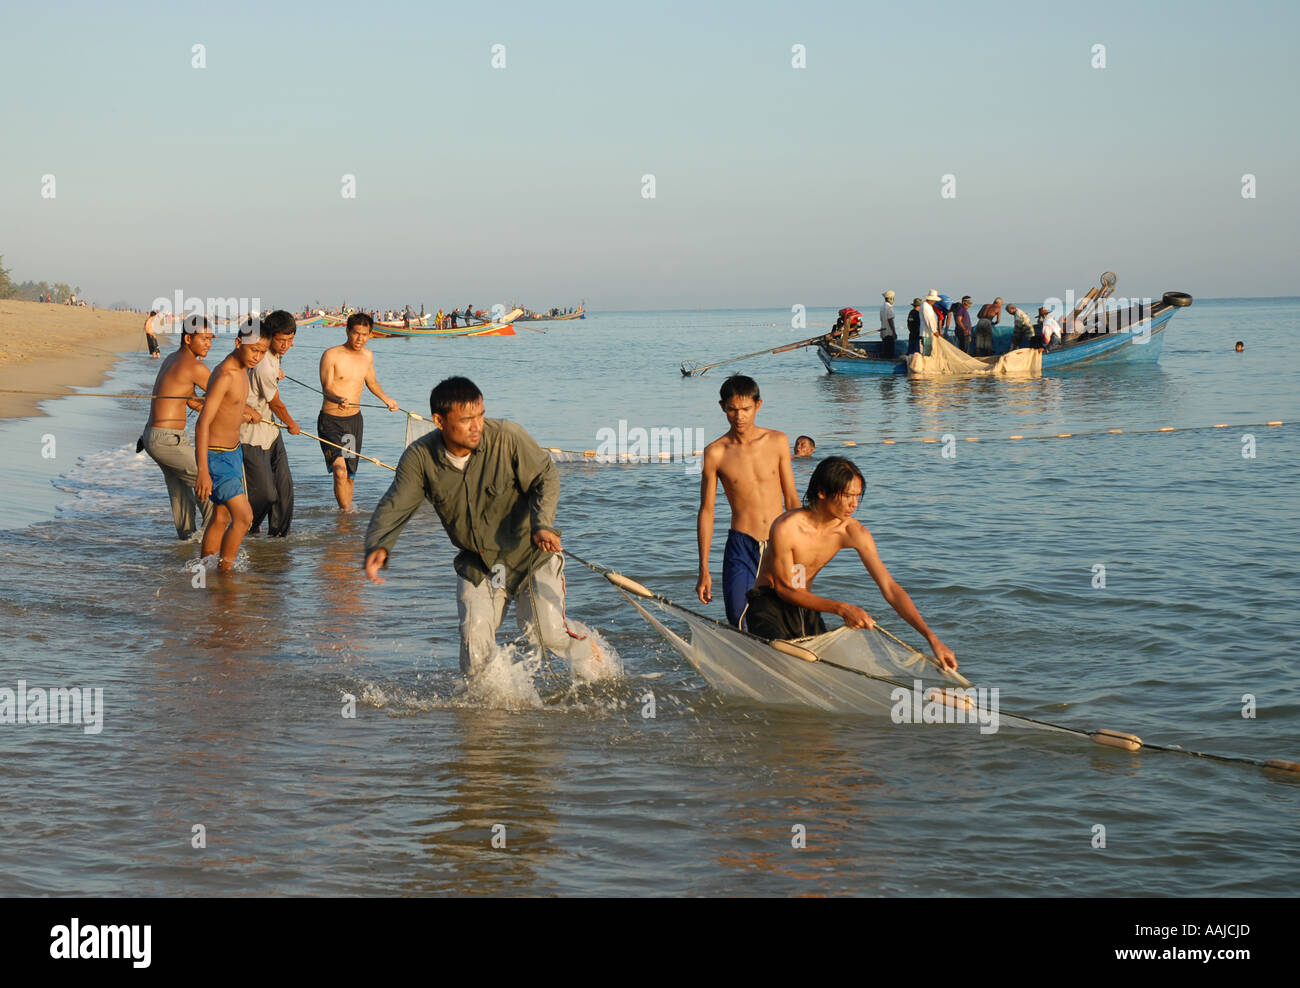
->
[921,290,941,353]
[879,291,897,358]
[906,298,923,355]
[1007,304,1035,350]
[952,296,974,353]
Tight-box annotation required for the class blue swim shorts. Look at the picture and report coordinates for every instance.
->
[207,445,247,506]
[722,529,767,628]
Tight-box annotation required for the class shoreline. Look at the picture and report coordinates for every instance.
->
[0,300,149,419]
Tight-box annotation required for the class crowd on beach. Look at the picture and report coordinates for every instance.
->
[137,309,954,685]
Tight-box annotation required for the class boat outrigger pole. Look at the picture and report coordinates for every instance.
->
[681,332,833,377]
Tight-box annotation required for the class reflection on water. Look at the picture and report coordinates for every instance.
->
[0,302,1298,895]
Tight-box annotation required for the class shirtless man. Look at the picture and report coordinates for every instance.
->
[696,375,800,628]
[744,456,957,671]
[318,313,399,512]
[142,315,216,539]
[143,310,162,358]
[196,323,269,570]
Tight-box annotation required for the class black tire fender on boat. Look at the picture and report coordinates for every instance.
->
[1163,291,1194,307]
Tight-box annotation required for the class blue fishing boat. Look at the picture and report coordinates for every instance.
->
[817,286,1193,376]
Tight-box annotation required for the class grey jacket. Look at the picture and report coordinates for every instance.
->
[364,418,559,593]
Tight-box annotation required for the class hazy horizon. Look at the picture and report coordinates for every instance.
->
[3,0,1297,310]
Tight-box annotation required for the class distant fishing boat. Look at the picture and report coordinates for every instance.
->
[369,321,516,338]
[510,302,585,322]
[818,278,1193,376]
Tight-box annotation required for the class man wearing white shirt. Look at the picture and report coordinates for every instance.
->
[921,289,941,350]
[879,290,897,358]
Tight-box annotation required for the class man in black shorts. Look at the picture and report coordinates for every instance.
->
[317,313,399,512]
[742,456,957,673]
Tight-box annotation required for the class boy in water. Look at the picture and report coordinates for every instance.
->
[196,322,269,570]
[745,456,957,671]
[696,375,800,627]
[142,315,215,538]
[318,313,399,512]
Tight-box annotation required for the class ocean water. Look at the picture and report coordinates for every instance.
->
[1,298,1297,896]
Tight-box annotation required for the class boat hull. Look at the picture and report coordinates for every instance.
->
[818,299,1181,375]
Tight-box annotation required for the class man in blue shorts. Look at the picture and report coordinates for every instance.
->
[196,321,269,570]
[696,375,800,628]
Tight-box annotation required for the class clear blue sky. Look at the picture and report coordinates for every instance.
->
[2,0,1296,309]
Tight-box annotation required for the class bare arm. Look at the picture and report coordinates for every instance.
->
[364,353,399,411]
[849,523,956,669]
[767,523,855,619]
[695,447,720,603]
[268,391,299,434]
[776,439,800,511]
[186,364,209,413]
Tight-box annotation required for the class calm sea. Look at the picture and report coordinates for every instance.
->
[1,298,1297,896]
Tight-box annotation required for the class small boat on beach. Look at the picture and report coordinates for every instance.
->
[819,280,1193,376]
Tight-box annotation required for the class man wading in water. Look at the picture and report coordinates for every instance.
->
[142,315,216,539]
[696,374,800,628]
[743,456,957,672]
[318,313,399,513]
[363,376,617,681]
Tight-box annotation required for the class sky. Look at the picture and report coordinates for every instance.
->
[2,0,1297,310]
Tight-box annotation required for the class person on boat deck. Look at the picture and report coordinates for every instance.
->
[742,456,957,671]
[696,375,801,628]
[906,298,923,355]
[363,376,615,681]
[1034,307,1062,350]
[975,297,1002,356]
[878,291,897,358]
[1007,304,1035,349]
[951,296,974,353]
[933,295,951,335]
[921,290,941,348]
[794,435,816,458]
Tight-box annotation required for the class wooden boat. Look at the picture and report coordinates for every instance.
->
[369,322,516,338]
[510,303,585,322]
[817,288,1193,376]
[375,314,430,329]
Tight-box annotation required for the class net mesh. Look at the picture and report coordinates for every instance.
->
[403,416,701,465]
[624,593,970,715]
[907,333,1042,377]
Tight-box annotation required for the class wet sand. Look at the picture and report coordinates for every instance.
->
[0,300,149,418]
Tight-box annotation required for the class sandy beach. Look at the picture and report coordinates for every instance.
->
[0,300,148,418]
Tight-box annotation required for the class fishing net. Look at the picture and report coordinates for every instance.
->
[622,593,973,715]
[907,334,1041,377]
[403,415,700,465]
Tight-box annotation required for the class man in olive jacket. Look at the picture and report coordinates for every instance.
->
[363,376,599,678]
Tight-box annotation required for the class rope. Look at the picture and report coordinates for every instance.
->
[837,420,1291,448]
[561,548,961,683]
[264,420,397,471]
[563,548,1300,777]
[278,373,433,423]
